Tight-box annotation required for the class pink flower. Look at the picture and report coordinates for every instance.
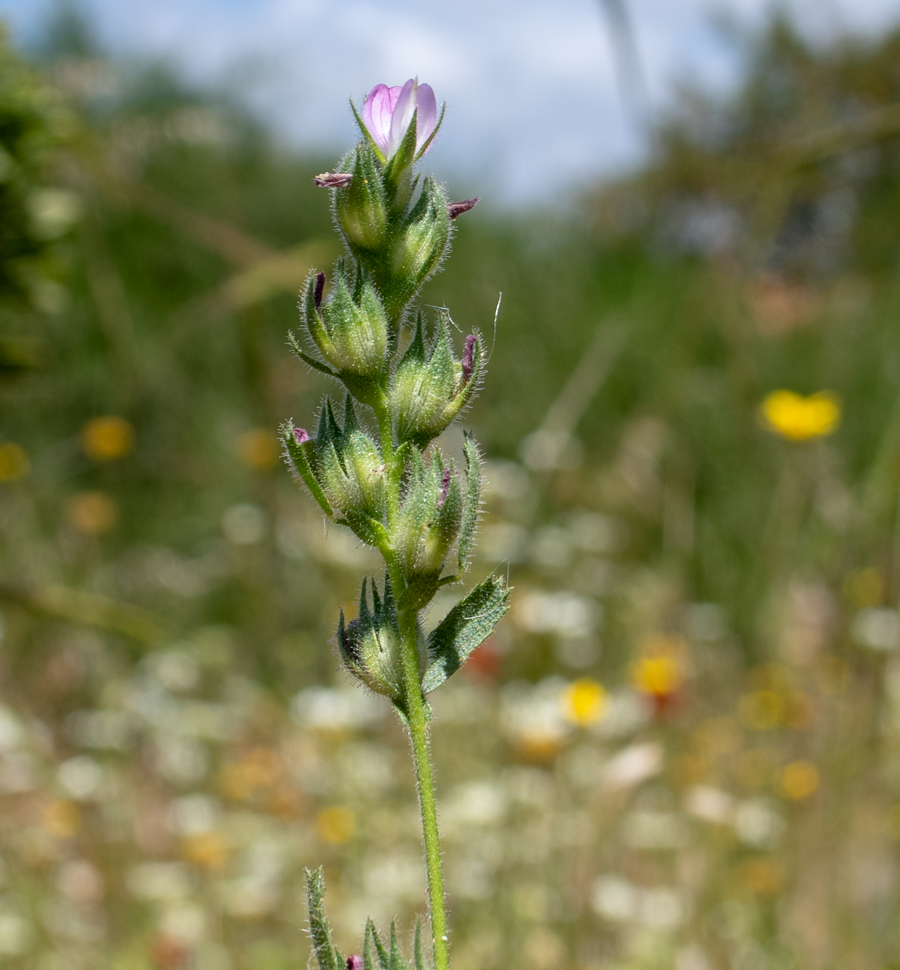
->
[361,78,437,159]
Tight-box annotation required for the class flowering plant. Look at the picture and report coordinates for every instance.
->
[284,81,506,970]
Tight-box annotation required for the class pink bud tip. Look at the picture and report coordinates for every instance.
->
[294,427,311,444]
[347,957,363,970]
[447,198,480,220]
[314,172,353,188]
[438,467,452,508]
[461,335,477,385]
[314,273,325,312]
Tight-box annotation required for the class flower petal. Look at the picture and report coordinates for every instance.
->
[413,83,437,153]
[362,84,397,153]
[387,78,417,157]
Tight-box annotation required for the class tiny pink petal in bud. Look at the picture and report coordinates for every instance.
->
[346,957,363,970]
[438,467,452,508]
[314,272,326,312]
[294,427,311,445]
[461,335,477,386]
[447,198,480,220]
[313,172,353,188]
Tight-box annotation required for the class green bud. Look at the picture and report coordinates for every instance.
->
[338,576,426,710]
[303,268,390,379]
[334,144,387,255]
[288,398,386,535]
[381,177,450,319]
[392,452,466,584]
[389,315,485,447]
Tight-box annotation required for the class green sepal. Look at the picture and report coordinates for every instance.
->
[364,920,388,970]
[414,920,429,970]
[281,422,333,518]
[390,317,459,447]
[458,432,483,571]
[415,102,445,160]
[380,178,450,319]
[390,923,411,970]
[337,575,404,704]
[384,107,419,212]
[301,271,335,360]
[305,867,342,970]
[444,330,485,428]
[336,143,387,254]
[346,510,391,551]
[287,329,339,378]
[422,575,510,693]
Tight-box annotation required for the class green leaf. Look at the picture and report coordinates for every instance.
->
[305,867,342,970]
[422,575,510,693]
[457,432,483,571]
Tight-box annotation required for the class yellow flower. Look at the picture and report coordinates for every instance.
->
[238,428,280,470]
[0,442,29,481]
[633,656,682,697]
[182,832,230,870]
[782,760,819,800]
[760,390,840,441]
[43,800,81,838]
[738,690,783,730]
[739,857,785,895]
[631,635,687,699]
[81,416,135,461]
[562,678,607,727]
[317,806,356,845]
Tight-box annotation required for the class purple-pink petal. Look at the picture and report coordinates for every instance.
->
[388,78,417,158]
[414,83,437,153]
[293,427,311,445]
[362,84,400,154]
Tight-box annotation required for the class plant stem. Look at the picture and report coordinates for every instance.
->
[397,601,450,970]
[378,386,449,970]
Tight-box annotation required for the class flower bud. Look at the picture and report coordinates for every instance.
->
[392,451,466,584]
[283,399,386,538]
[302,268,389,380]
[338,576,426,708]
[380,178,450,318]
[389,315,485,447]
[334,144,387,255]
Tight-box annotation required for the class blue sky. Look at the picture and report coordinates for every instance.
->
[3,0,900,205]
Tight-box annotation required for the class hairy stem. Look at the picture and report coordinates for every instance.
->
[397,601,449,970]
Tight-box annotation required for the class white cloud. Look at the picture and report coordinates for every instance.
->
[2,0,900,203]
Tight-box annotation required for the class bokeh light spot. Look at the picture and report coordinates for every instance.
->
[81,415,135,461]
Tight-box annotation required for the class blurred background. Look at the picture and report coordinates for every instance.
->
[3,1,900,968]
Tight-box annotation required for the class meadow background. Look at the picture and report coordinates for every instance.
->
[3,4,900,969]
